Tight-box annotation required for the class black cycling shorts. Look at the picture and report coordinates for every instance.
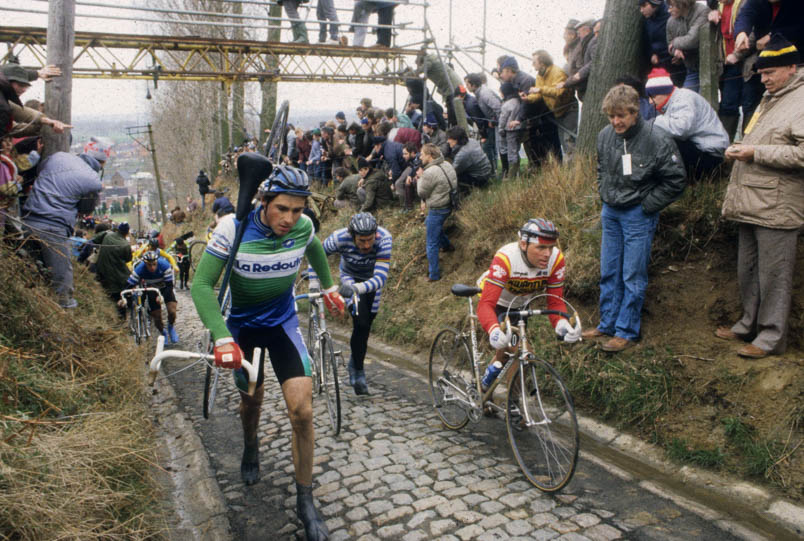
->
[234,315,310,388]
[147,284,176,311]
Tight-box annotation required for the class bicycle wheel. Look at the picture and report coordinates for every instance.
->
[138,308,148,345]
[202,335,220,419]
[506,359,579,492]
[264,100,290,161]
[319,334,341,435]
[128,303,138,342]
[307,304,322,394]
[428,328,474,430]
[189,241,207,273]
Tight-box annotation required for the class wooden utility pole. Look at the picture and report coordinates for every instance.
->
[146,124,168,225]
[576,0,644,154]
[698,23,719,109]
[260,4,283,137]
[43,0,75,158]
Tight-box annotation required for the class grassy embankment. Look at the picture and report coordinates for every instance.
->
[0,241,165,539]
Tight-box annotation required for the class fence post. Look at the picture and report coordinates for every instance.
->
[699,22,719,109]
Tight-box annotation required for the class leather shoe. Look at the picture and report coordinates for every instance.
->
[737,344,767,359]
[601,336,633,353]
[715,327,740,341]
[427,277,440,282]
[581,328,608,339]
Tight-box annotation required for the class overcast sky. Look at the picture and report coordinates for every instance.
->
[3,0,605,123]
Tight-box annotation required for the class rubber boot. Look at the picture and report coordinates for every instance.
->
[291,22,309,44]
[296,482,329,541]
[239,385,264,486]
[505,157,520,180]
[719,113,739,143]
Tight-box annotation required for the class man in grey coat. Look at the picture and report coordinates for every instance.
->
[446,126,492,189]
[22,150,104,308]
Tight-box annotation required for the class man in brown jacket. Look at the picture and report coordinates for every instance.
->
[717,35,803,358]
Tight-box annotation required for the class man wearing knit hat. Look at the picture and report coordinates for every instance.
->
[717,34,803,359]
[645,67,729,178]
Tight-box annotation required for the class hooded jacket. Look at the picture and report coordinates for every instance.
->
[643,1,673,67]
[666,1,710,73]
[721,69,804,229]
[597,117,686,215]
[451,139,492,185]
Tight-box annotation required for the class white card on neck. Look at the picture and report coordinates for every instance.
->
[622,153,632,176]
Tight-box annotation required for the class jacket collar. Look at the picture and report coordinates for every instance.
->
[424,156,445,169]
[619,117,645,141]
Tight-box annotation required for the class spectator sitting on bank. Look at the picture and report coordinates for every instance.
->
[93,221,132,318]
[446,126,492,190]
[499,82,523,179]
[211,190,234,215]
[357,157,393,212]
[186,195,199,213]
[421,113,450,158]
[717,35,803,359]
[394,142,420,211]
[170,206,186,224]
[666,0,710,92]
[22,148,104,308]
[646,67,729,178]
[334,166,361,209]
[369,124,405,185]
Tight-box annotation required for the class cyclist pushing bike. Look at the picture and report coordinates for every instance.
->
[190,165,345,541]
[321,212,392,396]
[477,218,581,391]
[124,250,179,344]
[130,235,179,273]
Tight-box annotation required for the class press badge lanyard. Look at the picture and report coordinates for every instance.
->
[622,139,632,176]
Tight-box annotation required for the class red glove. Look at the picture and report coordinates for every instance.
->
[322,285,345,316]
[214,337,243,370]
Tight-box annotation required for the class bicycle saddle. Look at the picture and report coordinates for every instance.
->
[451,284,482,297]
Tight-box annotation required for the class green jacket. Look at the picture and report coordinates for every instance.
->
[92,230,132,292]
[336,174,361,207]
[360,169,394,212]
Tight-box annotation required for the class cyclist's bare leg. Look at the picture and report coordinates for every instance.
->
[239,385,264,485]
[150,309,164,333]
[281,376,314,485]
[166,301,178,325]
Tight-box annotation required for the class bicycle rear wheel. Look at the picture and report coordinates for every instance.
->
[428,328,474,430]
[320,334,341,435]
[189,241,207,273]
[307,305,322,394]
[506,359,579,492]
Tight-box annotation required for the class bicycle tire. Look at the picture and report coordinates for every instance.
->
[264,100,290,162]
[307,304,322,394]
[128,303,138,342]
[506,359,579,492]
[189,240,207,273]
[428,328,474,430]
[320,334,341,435]
[138,308,148,345]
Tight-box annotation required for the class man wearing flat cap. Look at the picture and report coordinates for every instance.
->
[717,35,804,359]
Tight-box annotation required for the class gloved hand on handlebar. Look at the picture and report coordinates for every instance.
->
[555,318,582,343]
[338,283,355,299]
[214,337,244,370]
[322,285,346,316]
[488,324,511,350]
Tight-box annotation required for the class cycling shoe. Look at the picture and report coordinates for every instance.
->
[168,325,179,344]
[241,442,260,486]
[296,482,329,540]
[353,370,369,396]
[347,357,357,386]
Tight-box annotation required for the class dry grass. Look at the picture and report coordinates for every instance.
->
[0,240,165,540]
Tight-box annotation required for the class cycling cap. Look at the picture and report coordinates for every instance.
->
[142,250,160,263]
[348,212,378,237]
[258,165,311,198]
[519,218,558,244]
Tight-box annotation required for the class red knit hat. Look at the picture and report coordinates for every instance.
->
[644,67,674,97]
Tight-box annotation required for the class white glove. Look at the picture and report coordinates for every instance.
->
[556,318,582,343]
[352,281,367,295]
[488,324,511,350]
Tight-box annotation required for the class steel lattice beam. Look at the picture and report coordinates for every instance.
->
[0,26,419,84]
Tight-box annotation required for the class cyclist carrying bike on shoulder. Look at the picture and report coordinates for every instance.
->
[320,212,392,396]
[190,165,345,541]
[125,250,179,344]
[477,218,581,390]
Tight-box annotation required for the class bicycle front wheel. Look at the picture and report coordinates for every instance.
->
[307,306,322,394]
[320,334,341,435]
[506,359,579,492]
[137,308,148,344]
[189,241,207,273]
[202,337,220,419]
[428,328,474,430]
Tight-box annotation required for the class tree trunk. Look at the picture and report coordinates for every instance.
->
[43,0,75,158]
[220,81,230,154]
[576,0,645,154]
[260,4,283,138]
[232,1,246,145]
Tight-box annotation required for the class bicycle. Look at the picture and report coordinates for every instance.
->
[295,273,343,435]
[120,286,163,345]
[428,284,580,492]
[202,286,232,418]
[188,239,207,273]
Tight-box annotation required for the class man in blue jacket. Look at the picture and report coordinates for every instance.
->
[22,151,103,308]
[734,0,804,55]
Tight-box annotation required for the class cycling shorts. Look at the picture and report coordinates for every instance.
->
[232,313,311,388]
[147,284,176,311]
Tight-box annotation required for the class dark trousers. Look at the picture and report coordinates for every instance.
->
[375,3,395,46]
[675,139,723,180]
[350,291,377,370]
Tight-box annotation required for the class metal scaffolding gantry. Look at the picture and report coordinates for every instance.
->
[0,0,488,86]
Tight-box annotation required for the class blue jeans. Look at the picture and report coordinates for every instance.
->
[682,69,699,93]
[598,203,659,341]
[425,208,452,280]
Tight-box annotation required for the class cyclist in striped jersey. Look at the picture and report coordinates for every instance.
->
[322,212,392,395]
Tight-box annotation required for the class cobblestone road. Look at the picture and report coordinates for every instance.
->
[158,290,760,541]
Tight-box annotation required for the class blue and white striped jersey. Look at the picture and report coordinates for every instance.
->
[128,256,174,288]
